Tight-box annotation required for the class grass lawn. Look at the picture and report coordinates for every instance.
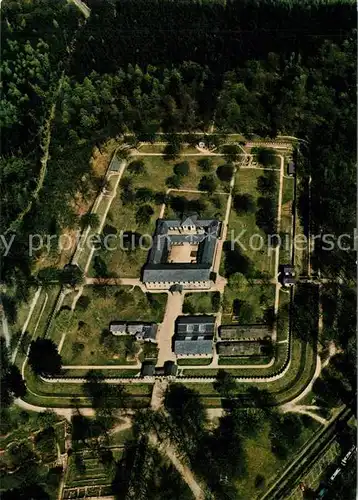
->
[218,357,272,365]
[90,155,231,278]
[222,282,275,325]
[280,176,295,265]
[6,286,37,338]
[66,452,116,488]
[77,193,115,272]
[62,368,141,377]
[182,292,221,315]
[12,286,61,371]
[90,195,161,279]
[137,143,199,155]
[177,358,213,366]
[226,169,279,276]
[110,427,134,446]
[127,155,233,195]
[235,424,284,499]
[235,420,319,499]
[23,366,152,408]
[49,285,166,365]
[276,288,291,342]
[164,191,228,220]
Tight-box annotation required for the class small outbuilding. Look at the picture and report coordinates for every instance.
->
[164,361,178,377]
[287,161,295,176]
[140,362,156,377]
[109,322,158,342]
[279,264,296,286]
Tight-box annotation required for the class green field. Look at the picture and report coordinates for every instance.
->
[182,292,221,315]
[49,286,166,365]
[218,356,272,365]
[12,286,61,372]
[66,452,117,488]
[222,281,275,325]
[235,421,319,500]
[280,176,295,265]
[164,191,229,220]
[90,154,232,278]
[226,169,279,276]
[177,358,213,366]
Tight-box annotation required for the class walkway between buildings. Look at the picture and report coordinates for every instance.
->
[156,293,184,366]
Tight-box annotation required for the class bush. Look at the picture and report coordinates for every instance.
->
[182,302,195,314]
[233,193,256,214]
[77,295,90,310]
[223,242,256,277]
[115,289,132,307]
[257,171,277,195]
[216,164,234,182]
[211,292,221,312]
[174,161,190,177]
[28,339,62,377]
[166,175,182,189]
[164,142,181,160]
[255,474,266,489]
[210,195,223,209]
[127,159,145,174]
[80,212,100,230]
[93,255,110,278]
[253,147,276,166]
[256,197,277,234]
[198,175,217,193]
[136,187,154,203]
[72,342,85,356]
[198,158,212,172]
[136,205,154,225]
[102,224,117,236]
[154,192,168,205]
[222,144,240,162]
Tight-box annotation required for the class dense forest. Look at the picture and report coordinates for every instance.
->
[0,0,356,495]
[1,0,355,291]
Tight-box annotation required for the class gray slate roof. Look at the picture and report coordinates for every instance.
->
[174,338,213,356]
[164,361,178,376]
[141,363,156,376]
[139,324,158,341]
[143,264,212,283]
[109,155,124,172]
[110,322,127,333]
[143,217,221,284]
[176,315,215,336]
[110,322,157,341]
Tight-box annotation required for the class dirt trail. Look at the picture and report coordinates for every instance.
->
[150,433,206,500]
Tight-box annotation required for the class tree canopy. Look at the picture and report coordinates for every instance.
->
[28,338,62,377]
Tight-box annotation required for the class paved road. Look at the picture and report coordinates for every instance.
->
[156,293,184,366]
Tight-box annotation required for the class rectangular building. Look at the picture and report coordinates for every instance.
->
[173,315,215,357]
